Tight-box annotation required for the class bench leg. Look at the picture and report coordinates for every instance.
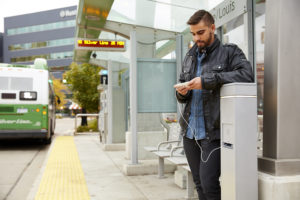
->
[186,171,195,199]
[158,157,165,179]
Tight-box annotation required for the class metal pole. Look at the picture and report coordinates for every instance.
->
[245,0,256,79]
[217,26,223,44]
[186,171,194,199]
[158,157,165,178]
[130,31,138,164]
[74,115,77,135]
[175,34,184,142]
[107,60,113,144]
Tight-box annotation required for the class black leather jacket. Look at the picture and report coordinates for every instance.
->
[176,36,254,141]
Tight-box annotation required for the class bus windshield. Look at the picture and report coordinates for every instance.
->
[0,77,33,90]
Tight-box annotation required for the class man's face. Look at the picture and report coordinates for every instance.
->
[190,20,215,48]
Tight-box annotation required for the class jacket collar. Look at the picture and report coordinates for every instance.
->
[189,34,220,57]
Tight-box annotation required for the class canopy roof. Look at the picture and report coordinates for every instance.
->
[74,0,225,63]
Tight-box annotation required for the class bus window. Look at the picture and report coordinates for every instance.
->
[11,77,33,91]
[0,77,9,90]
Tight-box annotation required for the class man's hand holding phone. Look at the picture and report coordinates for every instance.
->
[174,77,202,95]
[174,82,189,95]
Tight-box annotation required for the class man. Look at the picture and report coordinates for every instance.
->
[174,10,253,200]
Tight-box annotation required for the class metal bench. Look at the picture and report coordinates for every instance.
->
[144,120,182,178]
[182,165,196,200]
[165,146,187,165]
[166,148,195,200]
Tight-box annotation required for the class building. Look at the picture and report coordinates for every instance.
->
[3,5,77,76]
[0,32,3,62]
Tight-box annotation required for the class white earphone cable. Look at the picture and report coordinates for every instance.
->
[176,90,220,163]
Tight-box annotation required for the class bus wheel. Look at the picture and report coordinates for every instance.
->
[44,135,52,145]
[50,120,55,135]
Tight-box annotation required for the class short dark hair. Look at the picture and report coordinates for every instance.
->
[187,10,215,26]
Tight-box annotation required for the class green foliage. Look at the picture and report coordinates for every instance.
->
[77,119,98,132]
[65,62,102,113]
[76,126,90,132]
[52,79,67,107]
[55,114,63,119]
[88,118,98,130]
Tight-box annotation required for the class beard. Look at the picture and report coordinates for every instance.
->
[196,32,213,51]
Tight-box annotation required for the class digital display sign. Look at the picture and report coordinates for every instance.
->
[76,38,126,52]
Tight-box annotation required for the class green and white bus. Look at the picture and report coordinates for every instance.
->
[0,58,57,144]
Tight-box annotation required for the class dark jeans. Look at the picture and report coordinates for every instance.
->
[183,136,221,200]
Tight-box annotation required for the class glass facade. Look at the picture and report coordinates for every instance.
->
[137,59,177,113]
[7,20,76,36]
[9,38,74,51]
[255,0,266,139]
[10,51,73,63]
[221,15,246,54]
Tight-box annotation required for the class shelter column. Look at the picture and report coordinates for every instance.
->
[258,0,300,199]
[129,31,138,164]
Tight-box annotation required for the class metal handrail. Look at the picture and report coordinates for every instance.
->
[159,114,170,140]
[170,145,184,157]
[157,140,181,151]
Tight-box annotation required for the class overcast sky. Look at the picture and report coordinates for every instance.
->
[0,0,225,33]
[0,0,79,33]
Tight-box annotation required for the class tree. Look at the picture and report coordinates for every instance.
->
[65,62,102,113]
[52,79,67,108]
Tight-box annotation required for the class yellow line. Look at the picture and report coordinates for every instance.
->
[35,136,90,200]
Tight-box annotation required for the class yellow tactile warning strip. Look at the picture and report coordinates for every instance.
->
[35,136,90,200]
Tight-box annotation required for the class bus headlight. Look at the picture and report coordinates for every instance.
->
[20,91,37,100]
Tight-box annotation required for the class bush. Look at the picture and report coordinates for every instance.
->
[77,119,98,132]
[88,119,98,131]
[56,114,63,119]
[76,125,90,132]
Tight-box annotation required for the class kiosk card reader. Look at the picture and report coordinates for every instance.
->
[220,83,257,200]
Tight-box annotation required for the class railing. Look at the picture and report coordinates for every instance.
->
[74,113,99,135]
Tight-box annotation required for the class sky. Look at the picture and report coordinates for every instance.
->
[0,0,79,33]
[0,0,225,33]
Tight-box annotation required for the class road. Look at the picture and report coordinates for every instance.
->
[0,117,76,200]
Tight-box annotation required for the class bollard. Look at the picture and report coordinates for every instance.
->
[220,83,258,200]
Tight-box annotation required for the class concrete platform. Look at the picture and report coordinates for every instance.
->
[122,159,177,176]
[102,143,125,151]
[258,172,300,200]
[28,134,187,200]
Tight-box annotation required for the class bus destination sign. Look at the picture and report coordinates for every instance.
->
[76,38,126,52]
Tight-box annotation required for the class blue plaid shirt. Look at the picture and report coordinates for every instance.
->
[186,51,206,140]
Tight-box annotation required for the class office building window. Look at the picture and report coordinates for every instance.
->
[7,20,75,36]
[9,38,74,51]
[10,51,73,63]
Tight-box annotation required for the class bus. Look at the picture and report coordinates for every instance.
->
[0,58,57,144]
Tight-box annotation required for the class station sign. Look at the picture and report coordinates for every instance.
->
[75,38,126,52]
[210,0,248,28]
